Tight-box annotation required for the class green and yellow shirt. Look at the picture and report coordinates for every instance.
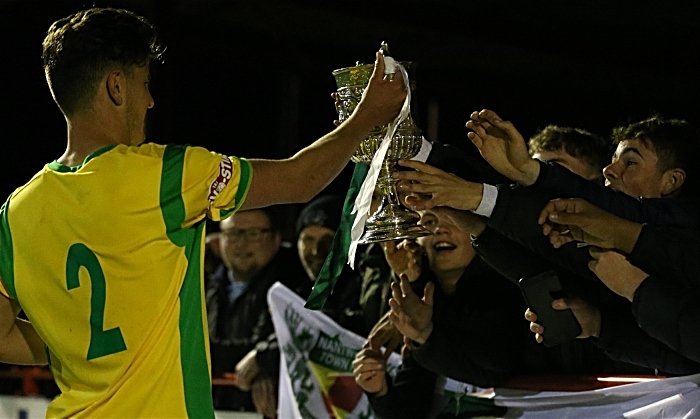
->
[0,143,251,418]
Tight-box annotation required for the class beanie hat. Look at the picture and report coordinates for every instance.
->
[296,195,343,236]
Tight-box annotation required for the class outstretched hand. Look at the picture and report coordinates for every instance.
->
[392,160,484,211]
[589,248,649,301]
[466,110,540,186]
[382,239,423,282]
[525,297,601,343]
[538,198,642,253]
[388,274,435,344]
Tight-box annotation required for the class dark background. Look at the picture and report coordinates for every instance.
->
[1,0,699,205]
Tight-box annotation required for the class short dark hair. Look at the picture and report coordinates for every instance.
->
[42,8,164,116]
[612,116,700,196]
[528,125,613,173]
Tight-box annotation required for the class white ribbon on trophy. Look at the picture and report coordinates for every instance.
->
[348,57,411,268]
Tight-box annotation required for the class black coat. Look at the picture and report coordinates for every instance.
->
[532,160,700,228]
[206,246,305,410]
[408,258,539,387]
[367,255,634,419]
[484,177,700,374]
[368,354,508,419]
[472,226,654,375]
[623,225,700,365]
[628,225,700,291]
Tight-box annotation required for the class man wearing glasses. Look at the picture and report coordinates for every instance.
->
[206,207,305,412]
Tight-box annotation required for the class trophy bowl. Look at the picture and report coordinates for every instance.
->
[332,60,431,244]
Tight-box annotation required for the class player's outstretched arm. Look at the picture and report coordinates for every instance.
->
[0,292,48,365]
[240,52,406,210]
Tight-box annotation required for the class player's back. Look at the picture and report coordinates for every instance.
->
[0,143,235,418]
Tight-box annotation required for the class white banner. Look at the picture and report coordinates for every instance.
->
[269,282,700,419]
[270,282,400,419]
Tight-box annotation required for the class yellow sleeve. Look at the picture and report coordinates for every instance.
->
[180,146,253,227]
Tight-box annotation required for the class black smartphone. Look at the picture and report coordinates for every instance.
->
[519,270,582,347]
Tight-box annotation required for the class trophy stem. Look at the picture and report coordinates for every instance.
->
[358,160,432,245]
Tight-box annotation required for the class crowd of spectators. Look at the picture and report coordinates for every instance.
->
[200,111,700,419]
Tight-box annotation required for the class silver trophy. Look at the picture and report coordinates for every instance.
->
[332,43,431,244]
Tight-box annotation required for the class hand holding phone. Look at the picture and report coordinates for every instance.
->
[519,270,582,347]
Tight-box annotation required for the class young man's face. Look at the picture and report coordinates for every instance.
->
[603,139,666,198]
[417,208,476,278]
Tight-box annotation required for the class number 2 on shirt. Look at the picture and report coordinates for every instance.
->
[66,243,127,360]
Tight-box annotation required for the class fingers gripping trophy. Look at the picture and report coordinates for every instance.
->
[333,42,431,244]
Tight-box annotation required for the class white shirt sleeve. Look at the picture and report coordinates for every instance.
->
[473,183,498,218]
[411,137,432,163]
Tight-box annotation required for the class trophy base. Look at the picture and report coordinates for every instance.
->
[358,204,432,245]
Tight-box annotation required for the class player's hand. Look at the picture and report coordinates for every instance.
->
[589,247,649,301]
[352,52,407,128]
[466,110,540,186]
[393,160,484,211]
[388,275,434,344]
[352,346,389,396]
[233,349,260,391]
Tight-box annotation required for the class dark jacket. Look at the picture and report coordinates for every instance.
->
[594,298,700,374]
[409,257,542,387]
[627,225,700,291]
[368,354,507,419]
[487,162,700,285]
[479,188,697,374]
[472,225,614,306]
[473,221,696,375]
[631,276,700,364]
[207,246,304,410]
[368,255,637,419]
[488,185,603,283]
[621,225,700,363]
[532,160,700,228]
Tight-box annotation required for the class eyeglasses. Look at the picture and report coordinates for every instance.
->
[221,228,272,241]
